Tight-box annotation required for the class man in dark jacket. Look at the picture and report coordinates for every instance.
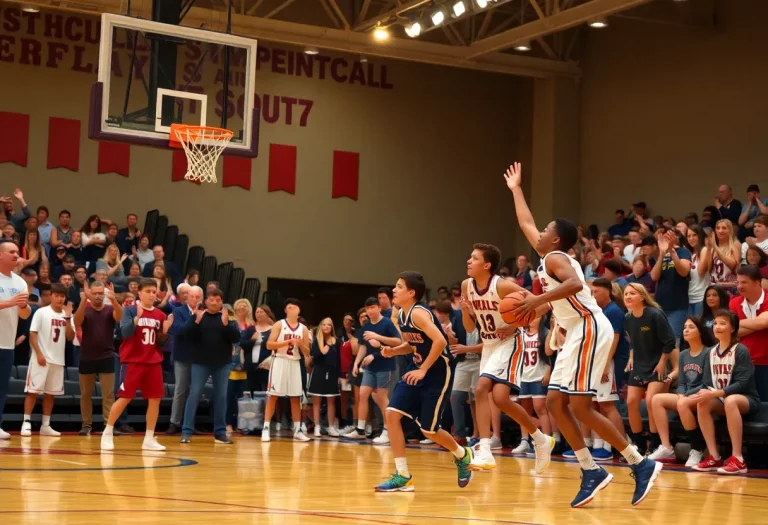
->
[165,285,202,435]
[180,288,239,444]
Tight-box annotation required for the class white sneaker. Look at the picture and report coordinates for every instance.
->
[648,445,676,463]
[314,427,322,438]
[419,438,434,445]
[142,438,166,451]
[343,428,365,439]
[327,426,340,437]
[373,430,390,445]
[340,425,355,435]
[469,446,497,471]
[294,431,310,442]
[40,425,61,437]
[511,440,531,454]
[261,428,271,442]
[489,436,503,450]
[686,449,705,468]
[300,423,308,434]
[20,421,32,437]
[533,435,555,475]
[275,422,282,432]
[0,428,10,440]
[101,433,115,451]
[365,423,373,436]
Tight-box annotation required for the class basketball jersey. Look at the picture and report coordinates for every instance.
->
[29,306,68,366]
[466,275,507,343]
[398,304,453,371]
[521,330,547,382]
[709,344,736,392]
[711,254,735,285]
[119,306,166,364]
[274,319,305,360]
[537,251,603,330]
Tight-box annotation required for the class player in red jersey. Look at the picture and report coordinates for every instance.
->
[101,278,173,452]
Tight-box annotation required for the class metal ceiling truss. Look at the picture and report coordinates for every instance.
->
[2,0,653,78]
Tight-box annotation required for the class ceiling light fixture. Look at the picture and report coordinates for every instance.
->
[475,0,489,7]
[404,21,422,37]
[513,41,531,52]
[373,27,390,41]
[588,17,608,28]
[452,1,466,17]
[304,46,320,55]
[21,5,40,12]
[431,8,445,26]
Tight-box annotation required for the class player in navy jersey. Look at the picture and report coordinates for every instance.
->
[374,271,473,493]
[101,278,173,452]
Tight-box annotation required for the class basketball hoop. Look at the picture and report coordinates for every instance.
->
[169,124,234,184]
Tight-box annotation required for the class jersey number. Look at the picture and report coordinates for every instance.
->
[717,378,728,389]
[141,329,156,346]
[52,328,60,343]
[478,314,496,333]
[524,351,538,367]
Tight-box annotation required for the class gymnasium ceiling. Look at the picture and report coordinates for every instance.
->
[3,0,719,77]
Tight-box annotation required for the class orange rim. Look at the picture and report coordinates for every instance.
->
[169,124,234,148]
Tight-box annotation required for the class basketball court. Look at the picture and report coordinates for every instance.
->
[1,435,766,525]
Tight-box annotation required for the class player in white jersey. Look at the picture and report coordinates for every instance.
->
[262,298,310,442]
[459,243,554,474]
[22,284,74,437]
[504,162,662,508]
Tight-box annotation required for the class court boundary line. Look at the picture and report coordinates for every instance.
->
[0,448,197,471]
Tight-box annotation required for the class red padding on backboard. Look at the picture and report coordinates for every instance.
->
[97,141,130,177]
[0,112,30,167]
[47,117,80,171]
[268,144,297,194]
[223,156,252,190]
[171,149,200,185]
[332,150,359,200]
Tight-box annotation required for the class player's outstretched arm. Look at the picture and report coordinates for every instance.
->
[503,162,541,254]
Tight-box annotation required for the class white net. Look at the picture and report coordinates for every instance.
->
[173,126,234,183]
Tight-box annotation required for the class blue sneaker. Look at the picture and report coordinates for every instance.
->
[374,472,415,492]
[454,446,474,488]
[562,448,576,459]
[592,448,613,462]
[571,467,613,508]
[630,458,663,506]
[467,437,480,448]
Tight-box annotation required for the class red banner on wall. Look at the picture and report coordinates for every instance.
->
[97,141,130,177]
[0,112,30,167]
[268,144,297,194]
[332,150,359,200]
[223,156,252,190]
[47,117,80,171]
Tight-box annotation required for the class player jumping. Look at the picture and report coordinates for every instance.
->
[374,271,473,492]
[504,162,662,507]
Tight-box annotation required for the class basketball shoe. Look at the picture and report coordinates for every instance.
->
[375,472,414,492]
[454,446,474,488]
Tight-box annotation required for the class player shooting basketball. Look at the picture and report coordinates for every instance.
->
[504,162,662,508]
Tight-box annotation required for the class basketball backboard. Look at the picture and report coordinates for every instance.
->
[88,14,259,157]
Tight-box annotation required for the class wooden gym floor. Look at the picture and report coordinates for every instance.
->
[0,435,766,525]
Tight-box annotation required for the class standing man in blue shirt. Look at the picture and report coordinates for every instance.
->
[343,297,401,445]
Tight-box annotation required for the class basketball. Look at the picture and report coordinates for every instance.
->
[500,291,535,327]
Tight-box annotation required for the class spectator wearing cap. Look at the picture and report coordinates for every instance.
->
[738,185,768,241]
[714,184,742,227]
[730,265,768,401]
[52,252,75,283]
[608,209,632,237]
[629,201,655,230]
[650,229,692,343]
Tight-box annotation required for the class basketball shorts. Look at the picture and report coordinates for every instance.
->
[452,359,480,393]
[25,361,64,395]
[548,313,613,396]
[518,380,548,399]
[479,334,524,392]
[387,359,453,434]
[627,370,663,388]
[267,357,303,397]
[361,369,393,390]
[117,363,164,399]
[594,360,619,403]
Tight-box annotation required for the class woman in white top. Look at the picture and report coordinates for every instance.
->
[708,219,740,291]
[686,225,711,316]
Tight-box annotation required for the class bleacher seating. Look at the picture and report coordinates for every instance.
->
[174,233,190,274]
[200,255,218,289]
[154,215,169,247]
[144,209,160,242]
[227,268,245,304]
[243,278,261,308]
[186,245,205,274]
